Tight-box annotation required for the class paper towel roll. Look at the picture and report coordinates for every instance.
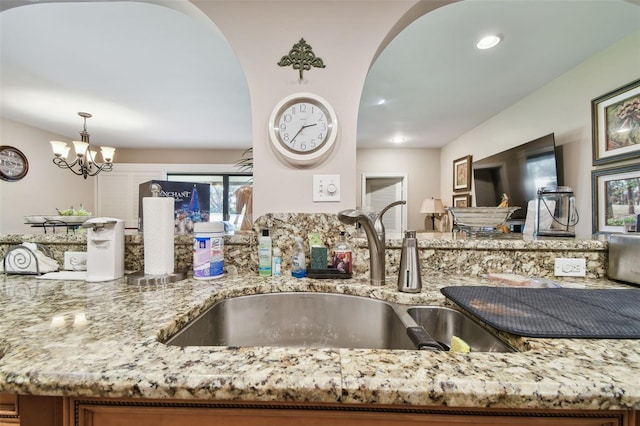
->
[143,197,175,275]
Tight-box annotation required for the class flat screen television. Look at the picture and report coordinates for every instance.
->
[472,133,563,223]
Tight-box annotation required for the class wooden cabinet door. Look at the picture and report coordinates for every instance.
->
[69,398,634,426]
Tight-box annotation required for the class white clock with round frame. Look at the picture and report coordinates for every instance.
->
[268,92,338,166]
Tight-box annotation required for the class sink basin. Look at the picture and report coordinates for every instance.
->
[407,306,515,352]
[165,292,515,352]
[166,292,416,350]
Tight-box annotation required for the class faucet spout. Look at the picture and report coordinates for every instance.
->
[338,200,406,286]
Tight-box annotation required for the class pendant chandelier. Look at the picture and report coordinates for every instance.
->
[50,112,115,179]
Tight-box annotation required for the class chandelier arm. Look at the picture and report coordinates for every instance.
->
[52,157,84,176]
[84,163,113,176]
[85,161,113,177]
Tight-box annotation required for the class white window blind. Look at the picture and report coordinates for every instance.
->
[361,173,408,234]
[96,164,240,230]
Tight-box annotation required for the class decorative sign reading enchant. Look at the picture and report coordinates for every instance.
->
[277,38,325,80]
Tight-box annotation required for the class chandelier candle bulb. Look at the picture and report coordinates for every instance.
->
[73,141,89,157]
[87,150,98,163]
[101,146,115,162]
[50,141,69,158]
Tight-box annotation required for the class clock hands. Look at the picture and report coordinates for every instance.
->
[291,123,317,143]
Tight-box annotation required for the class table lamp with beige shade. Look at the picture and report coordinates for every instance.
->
[420,198,446,231]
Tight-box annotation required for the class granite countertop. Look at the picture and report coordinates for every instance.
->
[0,272,638,410]
[1,231,609,250]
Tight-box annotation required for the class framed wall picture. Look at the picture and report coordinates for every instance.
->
[452,193,472,208]
[591,163,640,233]
[453,155,472,192]
[592,78,640,165]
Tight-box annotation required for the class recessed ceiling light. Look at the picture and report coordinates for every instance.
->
[377,99,386,105]
[390,136,406,144]
[476,35,502,50]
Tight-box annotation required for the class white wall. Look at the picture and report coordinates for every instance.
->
[0,118,95,234]
[440,30,640,236]
[192,0,453,218]
[357,148,440,231]
[2,0,457,235]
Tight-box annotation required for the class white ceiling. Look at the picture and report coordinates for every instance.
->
[1,0,639,150]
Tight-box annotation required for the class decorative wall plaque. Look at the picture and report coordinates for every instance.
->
[277,38,325,80]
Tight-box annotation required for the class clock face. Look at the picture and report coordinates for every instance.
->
[0,146,29,182]
[275,100,329,153]
[269,93,338,166]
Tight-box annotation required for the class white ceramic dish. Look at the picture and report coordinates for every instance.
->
[44,215,92,224]
[24,215,48,224]
[447,206,520,228]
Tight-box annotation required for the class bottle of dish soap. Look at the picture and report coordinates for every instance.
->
[291,237,307,278]
[331,231,353,274]
[258,229,272,276]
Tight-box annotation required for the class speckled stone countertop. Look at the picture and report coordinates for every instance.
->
[1,217,610,277]
[0,272,638,410]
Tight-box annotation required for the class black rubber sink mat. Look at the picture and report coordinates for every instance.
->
[441,286,640,338]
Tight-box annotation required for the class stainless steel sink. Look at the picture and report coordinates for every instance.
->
[165,292,515,352]
[167,293,416,350]
[407,306,515,353]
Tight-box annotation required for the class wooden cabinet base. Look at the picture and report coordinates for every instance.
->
[0,393,19,425]
[14,395,62,426]
[64,398,636,426]
[6,395,637,426]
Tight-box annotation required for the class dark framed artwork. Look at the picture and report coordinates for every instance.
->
[592,78,640,165]
[453,155,472,192]
[591,163,640,233]
[452,193,472,208]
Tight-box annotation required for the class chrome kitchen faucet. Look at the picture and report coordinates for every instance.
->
[338,200,406,286]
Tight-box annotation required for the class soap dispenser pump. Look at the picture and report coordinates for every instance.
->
[397,230,422,293]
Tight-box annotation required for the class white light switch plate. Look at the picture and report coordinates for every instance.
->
[313,174,340,202]
[554,258,586,277]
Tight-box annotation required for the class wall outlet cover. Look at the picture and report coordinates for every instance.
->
[554,258,586,277]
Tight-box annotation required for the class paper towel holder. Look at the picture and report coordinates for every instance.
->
[126,182,187,285]
[150,182,161,197]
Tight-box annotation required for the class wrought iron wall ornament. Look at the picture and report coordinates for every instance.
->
[277,38,326,80]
